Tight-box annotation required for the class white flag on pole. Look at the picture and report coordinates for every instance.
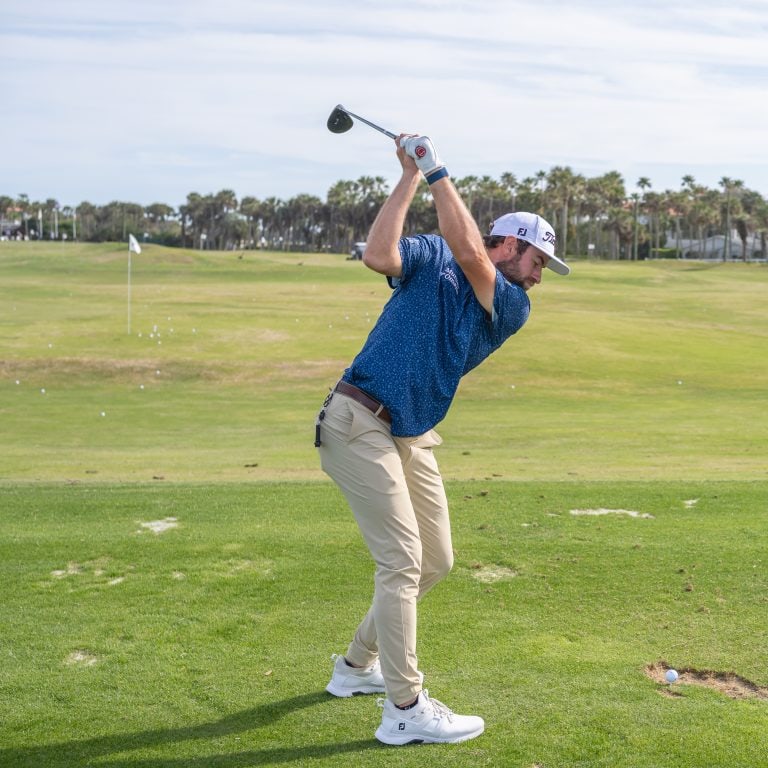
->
[128,234,142,254]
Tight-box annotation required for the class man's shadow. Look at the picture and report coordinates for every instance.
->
[0,691,382,767]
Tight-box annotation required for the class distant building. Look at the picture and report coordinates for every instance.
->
[666,230,764,260]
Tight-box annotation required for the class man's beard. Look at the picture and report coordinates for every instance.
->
[497,257,527,289]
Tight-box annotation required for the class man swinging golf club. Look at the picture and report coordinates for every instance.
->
[316,131,570,745]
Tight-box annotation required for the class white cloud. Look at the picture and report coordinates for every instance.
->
[2,0,767,204]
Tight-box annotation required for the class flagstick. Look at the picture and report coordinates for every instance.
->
[127,245,132,335]
[127,235,141,335]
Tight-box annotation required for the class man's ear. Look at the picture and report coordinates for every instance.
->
[504,235,518,255]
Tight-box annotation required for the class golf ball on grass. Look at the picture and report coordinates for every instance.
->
[665,669,679,684]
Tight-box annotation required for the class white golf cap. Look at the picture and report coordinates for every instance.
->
[490,212,570,275]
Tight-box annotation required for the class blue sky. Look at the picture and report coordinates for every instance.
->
[3,0,768,208]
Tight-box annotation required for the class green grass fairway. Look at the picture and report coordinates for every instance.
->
[1,242,767,766]
[2,242,766,483]
[1,481,766,767]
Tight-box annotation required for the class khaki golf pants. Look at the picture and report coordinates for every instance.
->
[318,391,453,706]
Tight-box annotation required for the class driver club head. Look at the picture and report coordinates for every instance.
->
[327,105,354,134]
[326,104,397,140]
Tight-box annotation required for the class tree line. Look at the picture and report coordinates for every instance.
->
[2,169,767,259]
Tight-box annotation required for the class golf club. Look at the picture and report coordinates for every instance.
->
[327,104,397,140]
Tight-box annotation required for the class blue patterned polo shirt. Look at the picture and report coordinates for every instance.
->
[342,234,530,436]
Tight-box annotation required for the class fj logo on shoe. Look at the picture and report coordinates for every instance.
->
[398,723,406,730]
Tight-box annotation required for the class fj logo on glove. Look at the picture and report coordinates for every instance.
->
[416,145,427,158]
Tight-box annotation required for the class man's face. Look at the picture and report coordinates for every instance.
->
[495,238,549,292]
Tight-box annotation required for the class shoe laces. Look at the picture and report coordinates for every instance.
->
[378,690,455,721]
[422,691,455,722]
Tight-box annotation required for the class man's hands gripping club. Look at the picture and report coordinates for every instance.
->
[399,135,448,185]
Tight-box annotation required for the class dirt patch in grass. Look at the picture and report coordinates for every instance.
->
[137,517,178,534]
[1,357,178,383]
[470,563,518,583]
[2,355,352,388]
[645,661,768,700]
[51,562,83,579]
[570,508,655,519]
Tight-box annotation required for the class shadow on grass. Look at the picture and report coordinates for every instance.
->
[0,691,381,767]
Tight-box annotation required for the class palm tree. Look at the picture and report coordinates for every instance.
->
[675,176,707,256]
[405,183,437,235]
[719,177,744,260]
[255,196,280,250]
[500,172,518,214]
[546,166,585,259]
[690,190,720,257]
[636,178,652,258]
[735,188,764,260]
[604,207,634,260]
[584,172,626,258]
[629,193,641,260]
[326,180,358,251]
[454,176,481,222]
[476,175,508,230]
[285,193,324,251]
[515,176,543,219]
[240,196,261,248]
[665,190,685,257]
[212,189,239,249]
[353,176,389,243]
[642,190,665,257]
[16,194,30,238]
[179,193,201,248]
[76,201,97,241]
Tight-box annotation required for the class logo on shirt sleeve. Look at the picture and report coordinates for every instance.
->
[441,267,460,294]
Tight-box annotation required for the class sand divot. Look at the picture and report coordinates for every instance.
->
[50,557,129,586]
[65,651,98,667]
[51,562,83,579]
[138,517,178,534]
[470,564,518,583]
[645,662,768,700]
[570,508,654,519]
[684,499,699,508]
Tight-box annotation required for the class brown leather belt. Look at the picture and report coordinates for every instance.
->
[334,380,392,424]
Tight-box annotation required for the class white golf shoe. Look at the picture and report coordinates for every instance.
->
[375,690,485,745]
[325,654,386,697]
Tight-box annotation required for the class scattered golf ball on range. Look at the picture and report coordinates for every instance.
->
[665,669,679,683]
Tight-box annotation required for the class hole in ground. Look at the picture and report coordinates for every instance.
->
[645,661,768,700]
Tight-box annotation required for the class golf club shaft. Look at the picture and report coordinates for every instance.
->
[338,105,397,140]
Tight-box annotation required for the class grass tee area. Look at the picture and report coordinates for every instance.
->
[1,242,767,767]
